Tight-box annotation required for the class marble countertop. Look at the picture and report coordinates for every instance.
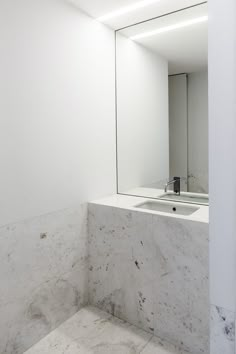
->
[90,193,209,223]
[121,187,209,201]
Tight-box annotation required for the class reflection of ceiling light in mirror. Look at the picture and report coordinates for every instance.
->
[96,0,162,22]
[130,16,208,40]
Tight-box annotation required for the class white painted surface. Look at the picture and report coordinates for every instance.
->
[117,34,169,193]
[69,0,207,30]
[0,0,116,227]
[169,71,208,194]
[121,3,208,75]
[209,0,236,313]
[169,74,188,185]
[188,71,208,193]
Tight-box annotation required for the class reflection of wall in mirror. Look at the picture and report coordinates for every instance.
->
[169,74,188,192]
[169,71,208,194]
[188,71,208,193]
[117,33,169,193]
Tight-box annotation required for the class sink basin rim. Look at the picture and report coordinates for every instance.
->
[134,200,200,216]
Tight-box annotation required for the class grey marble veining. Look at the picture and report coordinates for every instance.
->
[141,336,190,354]
[152,216,209,353]
[0,204,89,354]
[88,203,209,354]
[1,194,209,354]
[24,306,189,354]
[24,306,152,354]
[210,305,235,354]
[88,205,155,333]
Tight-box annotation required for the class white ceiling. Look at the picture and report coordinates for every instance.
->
[68,0,208,74]
[119,3,208,74]
[68,0,207,30]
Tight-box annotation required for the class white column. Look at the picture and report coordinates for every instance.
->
[209,0,236,352]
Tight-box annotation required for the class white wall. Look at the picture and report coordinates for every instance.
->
[209,0,236,313]
[0,0,116,227]
[209,1,236,352]
[0,2,116,352]
[188,71,208,193]
[169,74,188,188]
[117,34,169,193]
[168,71,208,194]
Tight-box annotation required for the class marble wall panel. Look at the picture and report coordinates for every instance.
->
[88,203,209,354]
[0,204,88,354]
[210,305,235,354]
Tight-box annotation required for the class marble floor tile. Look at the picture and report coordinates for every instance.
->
[24,306,188,354]
[24,306,152,354]
[141,336,190,354]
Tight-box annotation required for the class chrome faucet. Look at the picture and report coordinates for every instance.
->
[164,177,181,194]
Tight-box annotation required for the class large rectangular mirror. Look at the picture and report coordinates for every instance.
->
[116,2,208,205]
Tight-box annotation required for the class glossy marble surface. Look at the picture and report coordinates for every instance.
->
[24,306,190,354]
[0,204,88,354]
[88,202,209,354]
[91,193,209,223]
[142,336,190,354]
[210,305,235,354]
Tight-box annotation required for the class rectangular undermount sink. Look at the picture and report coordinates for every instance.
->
[135,200,199,216]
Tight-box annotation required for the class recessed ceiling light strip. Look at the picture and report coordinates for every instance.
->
[97,0,162,22]
[130,15,208,40]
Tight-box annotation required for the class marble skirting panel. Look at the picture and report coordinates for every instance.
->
[210,305,235,354]
[88,203,209,354]
[0,204,89,354]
